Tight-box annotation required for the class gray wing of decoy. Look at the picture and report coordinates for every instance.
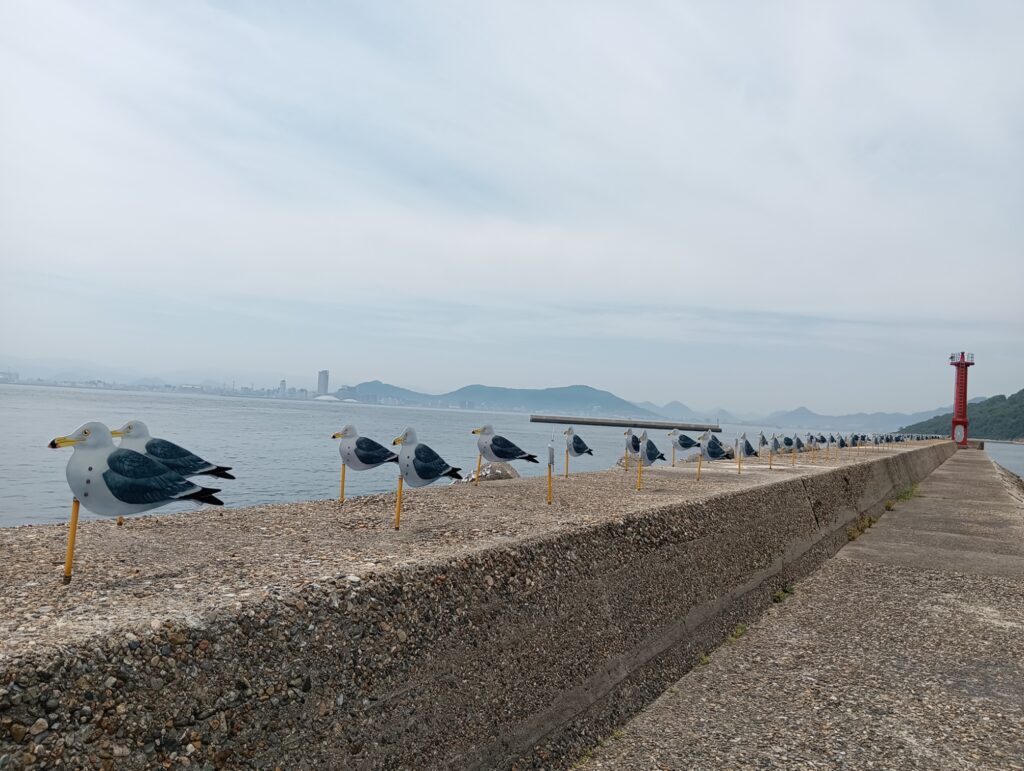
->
[629,435,641,452]
[572,434,590,454]
[491,435,527,460]
[104,449,197,504]
[677,434,698,449]
[145,438,211,476]
[354,436,398,465]
[413,443,451,480]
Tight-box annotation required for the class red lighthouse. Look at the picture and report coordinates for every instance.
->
[949,352,975,446]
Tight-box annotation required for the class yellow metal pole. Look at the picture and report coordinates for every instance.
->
[565,448,569,479]
[623,447,629,470]
[768,449,773,469]
[394,476,403,530]
[636,455,643,490]
[339,463,346,502]
[791,447,796,466]
[671,445,676,467]
[547,463,553,505]
[696,453,703,481]
[474,453,482,486]
[62,498,80,584]
[736,443,741,475]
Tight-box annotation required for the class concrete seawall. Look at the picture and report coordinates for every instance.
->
[0,442,956,769]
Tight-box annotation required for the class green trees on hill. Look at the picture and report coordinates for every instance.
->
[900,389,1024,440]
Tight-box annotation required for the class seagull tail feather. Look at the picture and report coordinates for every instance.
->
[180,487,224,506]
[585,448,594,455]
[444,467,463,480]
[522,454,539,463]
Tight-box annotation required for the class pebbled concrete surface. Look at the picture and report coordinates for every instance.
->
[581,450,1024,770]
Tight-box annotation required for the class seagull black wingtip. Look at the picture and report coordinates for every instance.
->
[523,454,539,463]
[180,487,224,506]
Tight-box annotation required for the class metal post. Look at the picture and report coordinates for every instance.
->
[394,477,403,530]
[62,498,80,584]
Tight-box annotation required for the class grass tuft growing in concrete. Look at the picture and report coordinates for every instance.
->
[727,623,748,643]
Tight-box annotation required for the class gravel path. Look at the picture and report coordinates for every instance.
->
[0,449,898,660]
[581,450,1024,770]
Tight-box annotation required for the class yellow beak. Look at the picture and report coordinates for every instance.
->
[331,432,343,439]
[471,427,482,435]
[392,436,404,446]
[48,436,79,448]
[110,429,125,438]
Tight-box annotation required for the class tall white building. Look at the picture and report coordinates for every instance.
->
[317,370,330,395]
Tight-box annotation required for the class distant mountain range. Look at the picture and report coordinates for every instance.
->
[900,389,1024,440]
[633,399,984,432]
[337,380,982,432]
[336,381,661,418]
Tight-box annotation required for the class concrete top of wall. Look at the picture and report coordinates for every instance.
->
[0,443,949,662]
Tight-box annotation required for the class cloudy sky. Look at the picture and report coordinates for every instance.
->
[1,1,1021,413]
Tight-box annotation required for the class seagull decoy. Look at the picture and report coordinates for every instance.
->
[393,428,462,487]
[739,433,758,457]
[331,424,398,502]
[563,426,593,477]
[701,431,729,461]
[390,427,461,530]
[624,429,641,458]
[472,425,539,464]
[112,420,234,479]
[50,422,224,517]
[332,425,398,470]
[668,429,699,450]
[639,430,666,466]
[564,427,593,457]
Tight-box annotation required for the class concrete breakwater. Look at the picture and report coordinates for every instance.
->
[0,442,956,769]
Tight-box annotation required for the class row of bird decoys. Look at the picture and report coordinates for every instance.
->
[49,420,925,521]
[47,418,935,581]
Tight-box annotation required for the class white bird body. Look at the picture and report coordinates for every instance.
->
[564,427,593,457]
[393,427,462,488]
[638,430,666,467]
[472,425,538,464]
[64,442,160,517]
[332,425,397,470]
[624,429,641,459]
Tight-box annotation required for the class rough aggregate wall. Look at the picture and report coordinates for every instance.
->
[0,443,956,770]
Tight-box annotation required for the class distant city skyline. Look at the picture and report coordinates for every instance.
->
[2,2,1022,413]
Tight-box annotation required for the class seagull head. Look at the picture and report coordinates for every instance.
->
[640,430,649,442]
[471,425,494,436]
[49,421,114,449]
[623,429,633,437]
[563,427,574,437]
[393,427,417,446]
[332,424,356,440]
[110,419,150,439]
[667,429,678,437]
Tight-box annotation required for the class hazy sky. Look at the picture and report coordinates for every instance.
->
[1,1,1021,413]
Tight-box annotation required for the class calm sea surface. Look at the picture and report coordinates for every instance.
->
[0,385,756,526]
[3,383,1021,527]
[983,441,1024,479]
